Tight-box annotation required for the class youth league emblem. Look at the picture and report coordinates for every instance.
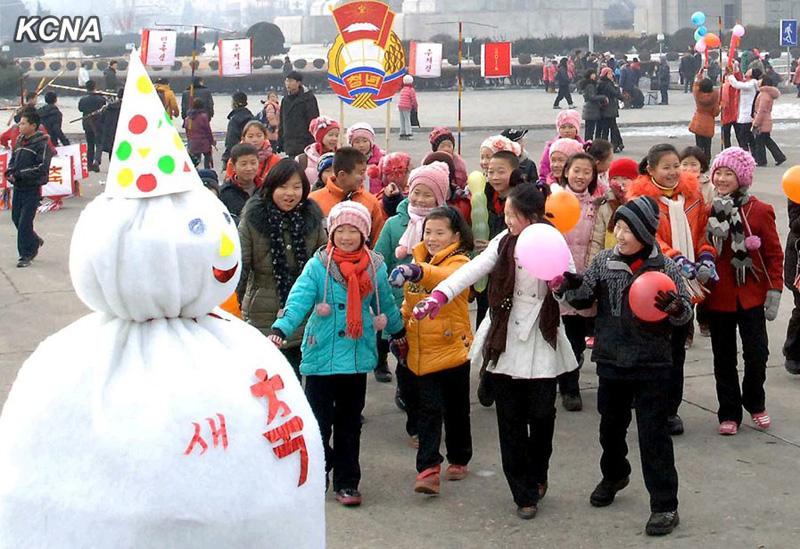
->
[327,1,406,109]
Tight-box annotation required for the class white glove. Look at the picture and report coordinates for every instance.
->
[765,290,781,322]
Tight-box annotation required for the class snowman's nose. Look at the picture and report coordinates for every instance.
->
[219,233,235,257]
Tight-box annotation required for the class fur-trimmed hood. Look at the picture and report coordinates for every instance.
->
[626,172,702,205]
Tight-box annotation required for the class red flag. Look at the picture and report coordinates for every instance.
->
[331,1,394,49]
[482,42,512,78]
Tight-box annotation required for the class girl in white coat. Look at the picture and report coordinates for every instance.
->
[727,68,761,152]
[414,183,578,520]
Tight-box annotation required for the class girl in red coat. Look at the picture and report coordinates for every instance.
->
[397,74,418,140]
[705,147,784,435]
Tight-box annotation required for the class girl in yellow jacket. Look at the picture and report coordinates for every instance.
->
[388,206,475,496]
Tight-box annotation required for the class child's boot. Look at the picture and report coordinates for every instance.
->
[645,510,679,536]
[589,477,629,507]
[414,465,441,495]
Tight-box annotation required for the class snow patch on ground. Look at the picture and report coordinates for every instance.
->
[621,122,800,138]
[773,102,800,119]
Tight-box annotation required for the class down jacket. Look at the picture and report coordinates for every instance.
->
[562,246,692,379]
[402,242,473,376]
[688,81,720,138]
[238,195,327,347]
[398,84,418,111]
[752,85,780,134]
[272,247,404,376]
[434,230,579,380]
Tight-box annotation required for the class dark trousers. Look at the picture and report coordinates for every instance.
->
[558,315,586,395]
[604,118,623,149]
[191,152,213,169]
[491,373,557,507]
[668,322,690,416]
[304,373,367,491]
[553,85,573,107]
[395,360,419,436]
[785,288,800,361]
[280,346,302,380]
[707,306,768,424]
[722,123,733,149]
[694,135,712,164]
[475,288,489,328]
[415,362,472,472]
[597,376,679,512]
[734,123,754,151]
[84,128,102,167]
[585,119,602,141]
[683,75,694,93]
[660,86,669,104]
[752,132,786,166]
[11,187,41,259]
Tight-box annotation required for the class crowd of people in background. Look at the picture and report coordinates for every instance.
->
[4,43,800,538]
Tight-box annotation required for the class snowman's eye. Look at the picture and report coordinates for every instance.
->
[188,218,206,235]
[223,212,232,225]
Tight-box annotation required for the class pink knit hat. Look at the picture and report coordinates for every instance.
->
[308,116,340,145]
[711,146,756,188]
[599,67,614,80]
[408,161,450,206]
[556,109,582,131]
[346,122,376,146]
[480,135,522,157]
[429,126,455,151]
[328,201,372,243]
[549,138,584,159]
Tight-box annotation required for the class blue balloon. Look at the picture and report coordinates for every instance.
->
[691,11,706,26]
[697,25,707,37]
[694,29,702,42]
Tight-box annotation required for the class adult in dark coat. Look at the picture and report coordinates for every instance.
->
[77,80,107,171]
[180,77,214,120]
[279,71,319,157]
[100,89,123,161]
[597,68,624,152]
[103,60,119,92]
[37,91,70,146]
[579,70,607,140]
[656,58,671,105]
[221,91,255,167]
[679,51,695,93]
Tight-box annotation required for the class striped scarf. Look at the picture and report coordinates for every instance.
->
[707,191,752,286]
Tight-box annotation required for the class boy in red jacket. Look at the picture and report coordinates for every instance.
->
[705,147,784,435]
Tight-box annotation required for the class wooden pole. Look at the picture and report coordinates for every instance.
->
[385,99,391,152]
[457,21,463,155]
[187,24,198,131]
[339,100,345,147]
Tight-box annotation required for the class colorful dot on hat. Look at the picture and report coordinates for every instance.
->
[116,140,132,161]
[157,119,163,129]
[158,155,175,174]
[136,173,157,193]
[164,111,173,126]
[136,76,153,95]
[117,168,134,187]
[183,161,191,172]
[129,115,147,134]
[173,134,183,150]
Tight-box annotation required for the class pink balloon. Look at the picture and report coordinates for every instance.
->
[695,39,707,53]
[732,24,745,38]
[515,224,571,281]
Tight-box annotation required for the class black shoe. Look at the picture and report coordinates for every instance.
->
[786,360,800,375]
[667,414,684,436]
[776,157,787,166]
[477,373,495,407]
[374,362,392,383]
[553,105,561,110]
[37,236,44,248]
[561,393,583,412]
[90,164,100,173]
[516,504,538,520]
[394,386,407,412]
[16,257,32,268]
[645,510,679,536]
[590,477,630,507]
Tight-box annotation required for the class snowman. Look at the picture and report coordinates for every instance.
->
[0,52,325,548]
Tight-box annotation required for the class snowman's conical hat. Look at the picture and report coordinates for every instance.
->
[105,50,198,198]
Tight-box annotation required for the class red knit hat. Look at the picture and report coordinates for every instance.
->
[608,157,639,180]
[309,116,340,145]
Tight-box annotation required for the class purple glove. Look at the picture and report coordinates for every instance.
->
[695,252,718,284]
[413,290,448,320]
[388,264,422,288]
[389,336,409,361]
[673,254,697,280]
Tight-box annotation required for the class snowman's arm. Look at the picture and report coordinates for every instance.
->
[372,262,405,336]
[272,258,322,339]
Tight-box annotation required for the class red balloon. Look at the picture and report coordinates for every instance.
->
[628,271,677,322]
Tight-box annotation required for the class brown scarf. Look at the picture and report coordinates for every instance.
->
[483,233,560,368]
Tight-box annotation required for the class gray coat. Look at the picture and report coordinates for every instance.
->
[580,79,606,121]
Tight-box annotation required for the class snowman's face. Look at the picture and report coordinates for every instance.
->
[70,188,242,321]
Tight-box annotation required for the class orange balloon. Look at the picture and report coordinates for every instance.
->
[545,191,581,233]
[782,165,800,203]
[704,33,721,48]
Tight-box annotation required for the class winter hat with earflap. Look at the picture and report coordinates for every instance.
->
[327,200,372,244]
[379,152,411,185]
[480,135,522,157]
[608,157,640,181]
[316,152,335,178]
[549,138,584,159]
[309,116,340,146]
[429,126,455,151]
[613,195,660,246]
[346,122,376,146]
[710,146,756,188]
[556,109,582,131]
[403,74,414,85]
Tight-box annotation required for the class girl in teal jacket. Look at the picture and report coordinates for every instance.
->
[270,201,405,507]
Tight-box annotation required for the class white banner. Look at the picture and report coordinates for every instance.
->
[56,144,84,182]
[219,38,252,77]
[143,29,177,67]
[410,42,442,78]
[42,156,73,197]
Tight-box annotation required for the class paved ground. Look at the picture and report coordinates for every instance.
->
[2,120,800,547]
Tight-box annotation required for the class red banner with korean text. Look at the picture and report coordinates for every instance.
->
[481,42,512,78]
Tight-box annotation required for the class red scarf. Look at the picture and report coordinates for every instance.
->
[330,245,373,339]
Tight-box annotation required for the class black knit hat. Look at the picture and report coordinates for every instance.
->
[613,196,659,245]
[501,128,528,143]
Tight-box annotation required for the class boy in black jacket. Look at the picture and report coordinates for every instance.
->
[37,92,70,147]
[557,196,691,537]
[8,109,52,268]
[77,80,107,172]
